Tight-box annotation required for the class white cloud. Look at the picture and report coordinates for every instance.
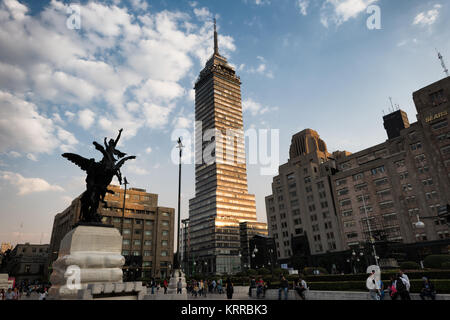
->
[0,0,237,145]
[193,7,212,21]
[26,153,37,161]
[242,98,277,116]
[78,109,96,130]
[247,56,274,78]
[145,147,152,154]
[297,0,309,16]
[413,4,441,26]
[320,0,379,27]
[0,171,64,195]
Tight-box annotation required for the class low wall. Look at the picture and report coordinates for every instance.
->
[250,289,450,300]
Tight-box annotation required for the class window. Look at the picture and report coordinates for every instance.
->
[410,142,422,151]
[371,166,385,175]
[353,173,364,181]
[161,240,168,246]
[134,240,141,246]
[162,212,170,217]
[310,214,318,222]
[430,89,447,105]
[123,229,130,235]
[304,176,312,184]
[342,210,353,217]
[145,230,152,236]
[124,218,132,224]
[336,179,347,186]
[161,251,168,257]
[144,240,152,246]
[162,221,169,227]
[399,172,409,180]
[374,177,389,186]
[355,183,368,192]
[317,181,325,189]
[337,188,349,196]
[441,145,450,155]
[162,230,169,236]
[145,220,154,226]
[122,250,129,256]
[432,120,448,131]
[340,199,351,207]
[123,239,130,245]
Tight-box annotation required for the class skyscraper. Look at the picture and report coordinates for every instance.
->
[188,21,259,275]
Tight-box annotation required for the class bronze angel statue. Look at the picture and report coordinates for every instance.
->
[62,129,136,224]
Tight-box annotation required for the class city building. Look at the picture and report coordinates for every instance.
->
[265,129,345,265]
[332,76,450,252]
[265,76,450,269]
[48,185,175,280]
[188,21,260,275]
[1,243,49,284]
[239,221,269,269]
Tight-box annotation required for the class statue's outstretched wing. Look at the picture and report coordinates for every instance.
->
[114,155,136,171]
[62,153,94,172]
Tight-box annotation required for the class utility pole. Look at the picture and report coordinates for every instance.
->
[362,195,379,267]
[120,177,129,235]
[176,138,184,272]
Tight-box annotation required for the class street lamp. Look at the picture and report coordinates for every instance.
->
[176,137,184,271]
[414,214,425,229]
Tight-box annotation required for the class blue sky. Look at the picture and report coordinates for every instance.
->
[0,0,449,246]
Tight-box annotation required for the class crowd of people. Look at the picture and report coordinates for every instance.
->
[1,284,49,300]
[186,278,233,299]
[366,269,437,300]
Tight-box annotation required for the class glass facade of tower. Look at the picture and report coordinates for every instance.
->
[188,33,257,275]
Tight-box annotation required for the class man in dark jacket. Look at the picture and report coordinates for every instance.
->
[278,276,289,300]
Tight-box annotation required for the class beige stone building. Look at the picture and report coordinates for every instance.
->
[48,185,175,280]
[265,129,345,261]
[333,76,450,251]
[266,76,450,265]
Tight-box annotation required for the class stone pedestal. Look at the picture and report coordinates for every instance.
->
[0,274,8,290]
[48,225,145,300]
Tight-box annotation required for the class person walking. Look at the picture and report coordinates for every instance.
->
[218,278,223,294]
[366,270,381,300]
[0,289,4,300]
[177,278,183,294]
[226,277,234,300]
[388,276,398,300]
[212,279,217,293]
[395,274,410,300]
[163,278,168,294]
[399,270,411,299]
[4,288,15,300]
[278,276,289,300]
[256,278,264,299]
[420,277,436,300]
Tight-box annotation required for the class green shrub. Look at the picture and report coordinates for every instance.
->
[258,267,271,275]
[246,269,258,276]
[399,261,420,270]
[424,255,450,269]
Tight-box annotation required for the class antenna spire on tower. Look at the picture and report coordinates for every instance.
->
[436,49,449,77]
[214,17,219,55]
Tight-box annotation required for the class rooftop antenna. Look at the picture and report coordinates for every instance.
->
[436,49,449,77]
[214,17,219,55]
[389,97,394,113]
